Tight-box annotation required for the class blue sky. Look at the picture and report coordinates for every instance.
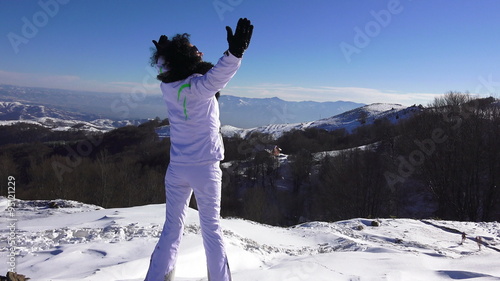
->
[1,0,500,105]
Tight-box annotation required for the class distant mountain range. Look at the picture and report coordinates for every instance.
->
[0,101,98,121]
[0,98,421,139]
[228,103,422,138]
[1,84,426,137]
[219,96,364,128]
[0,84,165,122]
[0,84,365,129]
[158,103,423,139]
[0,84,423,136]
[0,101,145,132]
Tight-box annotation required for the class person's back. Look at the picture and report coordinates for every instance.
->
[161,52,241,165]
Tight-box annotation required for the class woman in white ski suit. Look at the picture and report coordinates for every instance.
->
[145,18,253,281]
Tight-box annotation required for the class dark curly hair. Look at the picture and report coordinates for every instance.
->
[151,33,202,82]
[151,33,220,98]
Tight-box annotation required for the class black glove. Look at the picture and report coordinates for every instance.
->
[226,18,254,58]
[152,35,169,56]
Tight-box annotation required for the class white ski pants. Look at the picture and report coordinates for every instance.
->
[145,162,231,281]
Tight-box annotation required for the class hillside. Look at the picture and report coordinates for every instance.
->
[1,197,499,280]
[0,84,365,128]
[158,103,423,139]
[1,94,498,226]
[0,101,149,133]
[0,94,376,136]
[219,95,364,128]
[0,101,98,121]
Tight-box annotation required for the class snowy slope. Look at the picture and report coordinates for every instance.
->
[0,118,142,133]
[0,101,147,133]
[1,197,499,281]
[218,96,364,128]
[158,103,423,140]
[0,101,104,123]
[308,103,416,132]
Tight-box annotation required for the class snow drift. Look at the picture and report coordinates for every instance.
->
[0,197,499,281]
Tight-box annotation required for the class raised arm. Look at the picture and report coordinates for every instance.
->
[191,18,254,96]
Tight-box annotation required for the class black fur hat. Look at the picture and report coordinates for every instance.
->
[151,33,220,99]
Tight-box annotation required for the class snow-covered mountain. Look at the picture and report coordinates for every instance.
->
[158,103,423,139]
[1,98,422,142]
[0,101,98,121]
[0,84,366,128]
[0,102,146,132]
[218,95,364,128]
[0,84,156,121]
[308,103,422,132]
[1,197,499,280]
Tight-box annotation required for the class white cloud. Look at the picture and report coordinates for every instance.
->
[0,70,441,105]
[0,70,161,95]
[225,84,439,105]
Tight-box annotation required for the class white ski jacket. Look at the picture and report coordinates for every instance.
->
[160,52,242,165]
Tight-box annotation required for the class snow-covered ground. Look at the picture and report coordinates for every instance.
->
[1,197,499,281]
